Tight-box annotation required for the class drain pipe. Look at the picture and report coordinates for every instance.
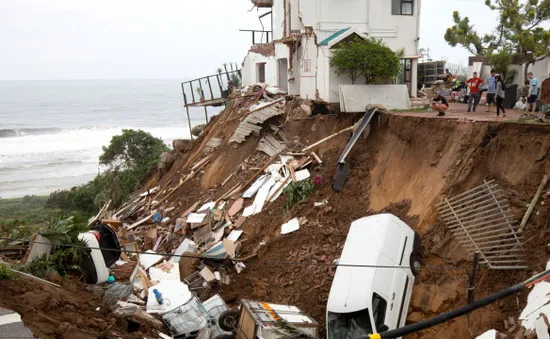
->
[362,282,526,339]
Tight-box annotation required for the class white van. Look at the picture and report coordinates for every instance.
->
[326,214,422,339]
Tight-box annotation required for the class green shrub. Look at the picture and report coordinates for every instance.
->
[0,264,18,280]
[330,37,402,84]
[282,179,316,210]
[46,129,169,212]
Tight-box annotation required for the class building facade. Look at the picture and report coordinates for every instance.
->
[242,0,422,103]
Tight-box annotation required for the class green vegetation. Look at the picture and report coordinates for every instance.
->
[330,37,402,84]
[20,216,91,278]
[488,49,517,84]
[283,179,316,210]
[444,0,550,79]
[0,195,50,225]
[0,264,18,280]
[47,129,169,212]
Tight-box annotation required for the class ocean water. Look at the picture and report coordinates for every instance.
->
[0,79,219,199]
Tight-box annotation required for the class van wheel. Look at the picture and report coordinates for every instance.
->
[410,254,422,276]
[219,309,239,331]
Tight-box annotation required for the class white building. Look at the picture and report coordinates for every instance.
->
[241,0,422,105]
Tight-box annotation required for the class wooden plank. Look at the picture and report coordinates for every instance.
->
[519,175,549,233]
[127,213,153,230]
[301,126,354,152]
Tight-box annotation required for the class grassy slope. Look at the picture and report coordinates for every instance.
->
[0,196,52,239]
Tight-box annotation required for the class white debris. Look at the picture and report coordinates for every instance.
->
[520,259,550,330]
[187,213,207,224]
[227,230,244,242]
[139,250,164,270]
[146,281,192,314]
[243,175,267,198]
[149,262,180,283]
[475,329,497,339]
[294,169,310,182]
[281,218,300,235]
[235,262,246,274]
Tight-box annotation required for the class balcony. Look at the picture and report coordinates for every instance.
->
[240,30,273,45]
[251,0,273,7]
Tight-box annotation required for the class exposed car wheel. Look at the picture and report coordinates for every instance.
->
[218,309,239,331]
[410,254,422,276]
[214,335,235,339]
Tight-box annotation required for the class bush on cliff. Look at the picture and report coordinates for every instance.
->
[47,129,169,215]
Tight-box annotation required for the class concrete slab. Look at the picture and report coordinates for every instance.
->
[339,84,411,112]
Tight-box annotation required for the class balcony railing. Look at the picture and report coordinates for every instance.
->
[240,30,272,45]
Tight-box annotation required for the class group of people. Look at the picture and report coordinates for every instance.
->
[430,70,540,118]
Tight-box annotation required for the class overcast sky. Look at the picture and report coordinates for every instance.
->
[0,0,498,80]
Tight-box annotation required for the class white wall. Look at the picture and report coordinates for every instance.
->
[241,43,296,93]
[295,0,420,57]
[272,0,284,40]
[367,0,420,57]
[340,84,411,111]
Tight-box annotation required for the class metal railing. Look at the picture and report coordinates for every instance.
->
[180,69,241,140]
[240,29,273,45]
[437,180,527,270]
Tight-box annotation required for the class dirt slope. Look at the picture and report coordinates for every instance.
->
[146,98,550,338]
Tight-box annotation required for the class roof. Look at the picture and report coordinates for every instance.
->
[326,214,413,313]
[318,27,351,46]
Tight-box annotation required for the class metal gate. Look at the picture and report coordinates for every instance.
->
[437,180,527,270]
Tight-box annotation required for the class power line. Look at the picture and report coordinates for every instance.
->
[0,236,467,271]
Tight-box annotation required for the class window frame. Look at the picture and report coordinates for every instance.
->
[372,293,388,330]
[392,0,414,16]
[257,62,266,83]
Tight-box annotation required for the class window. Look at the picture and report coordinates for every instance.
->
[257,63,266,83]
[396,59,412,93]
[372,293,388,330]
[392,0,414,15]
[327,309,374,339]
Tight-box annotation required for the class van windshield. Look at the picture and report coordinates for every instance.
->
[327,309,373,339]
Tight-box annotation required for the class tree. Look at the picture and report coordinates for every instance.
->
[488,49,518,84]
[445,0,550,79]
[100,129,168,176]
[48,129,169,213]
[330,37,402,84]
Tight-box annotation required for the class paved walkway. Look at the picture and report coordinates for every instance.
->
[0,308,33,338]
[390,103,530,122]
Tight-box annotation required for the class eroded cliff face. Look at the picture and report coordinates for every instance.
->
[146,96,550,338]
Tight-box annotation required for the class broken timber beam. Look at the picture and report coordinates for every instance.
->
[301,126,354,152]
[519,174,548,233]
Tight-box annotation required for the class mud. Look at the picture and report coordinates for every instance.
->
[11,96,550,338]
[0,277,157,338]
[146,98,550,338]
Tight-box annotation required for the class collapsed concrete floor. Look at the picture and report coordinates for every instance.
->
[4,94,550,338]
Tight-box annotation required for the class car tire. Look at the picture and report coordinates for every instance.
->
[410,254,422,276]
[218,309,239,332]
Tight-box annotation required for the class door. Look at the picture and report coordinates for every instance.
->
[278,58,288,91]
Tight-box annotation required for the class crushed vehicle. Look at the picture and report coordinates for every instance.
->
[326,214,422,339]
[217,299,319,339]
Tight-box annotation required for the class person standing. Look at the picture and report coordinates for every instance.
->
[495,74,506,117]
[485,70,496,112]
[466,72,484,112]
[527,72,539,116]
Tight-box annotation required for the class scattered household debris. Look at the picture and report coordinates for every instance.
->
[229,98,285,143]
[219,299,319,339]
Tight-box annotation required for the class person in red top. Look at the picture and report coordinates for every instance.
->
[466,71,484,112]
